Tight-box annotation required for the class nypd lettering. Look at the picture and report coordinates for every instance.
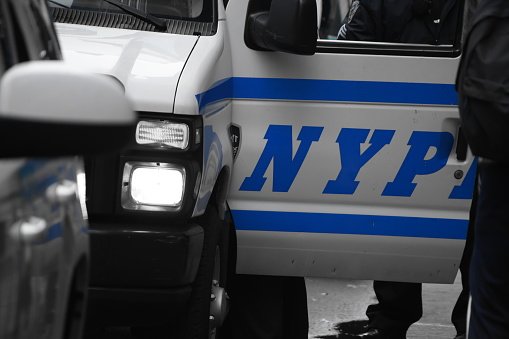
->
[240,125,474,199]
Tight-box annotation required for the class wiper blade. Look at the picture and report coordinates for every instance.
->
[102,0,167,30]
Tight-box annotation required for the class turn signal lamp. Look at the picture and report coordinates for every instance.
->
[136,120,189,149]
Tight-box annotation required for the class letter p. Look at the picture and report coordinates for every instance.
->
[382,131,454,197]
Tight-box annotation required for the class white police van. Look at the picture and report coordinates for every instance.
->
[48,0,473,337]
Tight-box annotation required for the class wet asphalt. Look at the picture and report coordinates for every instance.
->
[84,274,463,339]
[306,275,463,339]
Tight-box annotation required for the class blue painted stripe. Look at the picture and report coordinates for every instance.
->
[196,77,234,109]
[231,210,468,240]
[35,222,63,245]
[196,77,458,109]
[46,223,63,242]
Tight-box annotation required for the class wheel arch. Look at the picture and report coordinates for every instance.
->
[210,165,233,222]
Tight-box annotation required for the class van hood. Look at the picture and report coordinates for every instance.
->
[55,24,199,113]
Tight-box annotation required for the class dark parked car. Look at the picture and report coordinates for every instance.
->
[0,0,136,338]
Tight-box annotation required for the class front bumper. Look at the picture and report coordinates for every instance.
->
[87,284,193,327]
[89,220,204,288]
[85,219,204,326]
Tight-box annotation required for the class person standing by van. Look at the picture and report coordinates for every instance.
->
[222,274,309,339]
[456,0,509,336]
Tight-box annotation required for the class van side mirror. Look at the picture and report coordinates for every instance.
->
[244,0,317,55]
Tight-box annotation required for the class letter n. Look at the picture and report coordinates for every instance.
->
[240,125,323,192]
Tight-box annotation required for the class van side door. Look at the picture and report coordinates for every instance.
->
[226,0,473,283]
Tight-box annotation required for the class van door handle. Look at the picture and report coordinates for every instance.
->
[456,127,468,161]
[46,180,77,204]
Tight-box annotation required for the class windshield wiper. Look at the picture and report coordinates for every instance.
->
[102,0,167,30]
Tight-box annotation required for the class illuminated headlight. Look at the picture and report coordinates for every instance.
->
[136,120,189,149]
[121,162,186,211]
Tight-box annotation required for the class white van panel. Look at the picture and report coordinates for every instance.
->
[236,231,464,283]
[56,23,198,113]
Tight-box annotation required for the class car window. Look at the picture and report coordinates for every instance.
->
[48,0,206,20]
[319,0,353,40]
[28,0,61,60]
[0,0,16,71]
[0,0,61,70]
[318,0,463,57]
[48,0,217,35]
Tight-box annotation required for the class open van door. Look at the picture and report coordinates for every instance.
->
[226,0,473,283]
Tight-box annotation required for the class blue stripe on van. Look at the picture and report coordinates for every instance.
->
[231,210,468,240]
[196,78,458,109]
[46,223,63,242]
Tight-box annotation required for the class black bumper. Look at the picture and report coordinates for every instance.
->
[89,220,203,288]
[85,220,204,325]
[86,285,193,327]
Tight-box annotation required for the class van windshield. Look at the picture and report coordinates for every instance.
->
[48,0,208,21]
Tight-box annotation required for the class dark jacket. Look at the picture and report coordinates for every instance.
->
[339,0,460,44]
[455,0,509,163]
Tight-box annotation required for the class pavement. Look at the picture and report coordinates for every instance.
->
[306,274,464,339]
[84,274,464,339]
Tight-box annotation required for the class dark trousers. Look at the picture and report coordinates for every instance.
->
[221,274,309,339]
[468,163,509,338]
[366,281,422,336]
[451,204,476,336]
[367,186,477,337]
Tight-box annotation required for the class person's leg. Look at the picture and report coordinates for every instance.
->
[450,229,473,337]
[222,274,309,339]
[282,276,309,339]
[451,181,477,338]
[222,274,284,339]
[469,164,509,338]
[366,281,422,337]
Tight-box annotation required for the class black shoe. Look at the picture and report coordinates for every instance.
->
[453,334,466,339]
[352,328,407,339]
[335,320,371,335]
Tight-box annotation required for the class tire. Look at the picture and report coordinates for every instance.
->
[179,202,231,339]
[131,203,233,339]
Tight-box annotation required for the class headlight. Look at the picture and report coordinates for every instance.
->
[136,120,189,149]
[121,161,186,211]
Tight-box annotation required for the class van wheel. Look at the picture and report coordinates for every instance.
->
[179,203,231,339]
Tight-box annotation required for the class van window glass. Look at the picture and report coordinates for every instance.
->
[319,0,353,40]
[0,0,12,71]
[29,0,61,60]
[318,0,463,55]
[49,0,204,20]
